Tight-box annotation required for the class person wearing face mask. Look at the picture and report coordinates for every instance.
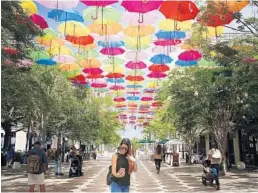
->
[110,138,137,192]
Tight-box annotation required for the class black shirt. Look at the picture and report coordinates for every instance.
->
[112,153,130,186]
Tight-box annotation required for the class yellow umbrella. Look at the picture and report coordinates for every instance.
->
[59,63,81,71]
[125,36,151,49]
[47,45,71,55]
[126,81,142,85]
[103,65,124,73]
[89,23,122,35]
[181,43,199,50]
[58,21,90,36]
[159,19,193,31]
[112,90,125,95]
[147,81,159,88]
[202,26,224,38]
[79,59,101,68]
[124,25,155,37]
[20,0,38,15]
[36,37,64,47]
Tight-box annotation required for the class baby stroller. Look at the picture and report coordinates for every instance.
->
[202,159,214,186]
[69,155,83,177]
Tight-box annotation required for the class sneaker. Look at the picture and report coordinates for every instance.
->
[216,185,220,190]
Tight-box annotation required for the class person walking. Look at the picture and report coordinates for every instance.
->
[54,146,63,176]
[7,146,15,168]
[27,141,47,192]
[110,138,137,192]
[208,142,222,190]
[154,144,162,174]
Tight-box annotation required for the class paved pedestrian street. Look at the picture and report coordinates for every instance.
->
[2,156,258,192]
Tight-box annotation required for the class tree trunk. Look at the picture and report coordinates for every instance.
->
[2,121,12,150]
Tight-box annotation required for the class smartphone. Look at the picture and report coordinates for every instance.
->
[119,168,125,173]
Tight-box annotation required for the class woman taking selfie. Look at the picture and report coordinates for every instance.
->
[111,138,137,192]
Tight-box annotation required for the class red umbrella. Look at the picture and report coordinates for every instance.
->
[159,1,200,22]
[91,82,107,88]
[69,74,86,82]
[109,85,125,90]
[128,104,138,107]
[126,75,144,81]
[197,12,235,27]
[116,104,127,108]
[106,73,125,78]
[114,97,126,102]
[141,97,153,101]
[66,35,94,46]
[83,68,103,74]
[152,101,163,107]
[30,14,48,29]
[86,74,104,79]
[147,72,167,78]
[149,64,170,72]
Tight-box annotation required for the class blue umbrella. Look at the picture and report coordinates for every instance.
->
[36,59,56,66]
[127,96,140,101]
[126,85,142,88]
[107,78,125,83]
[48,9,84,22]
[150,54,173,64]
[156,30,186,39]
[98,41,124,48]
[175,60,198,67]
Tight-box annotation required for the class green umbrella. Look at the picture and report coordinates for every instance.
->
[30,51,50,61]
[137,139,155,144]
[157,139,169,144]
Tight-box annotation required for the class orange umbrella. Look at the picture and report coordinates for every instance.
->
[210,0,250,13]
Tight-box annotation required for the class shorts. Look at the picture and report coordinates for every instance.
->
[28,173,44,185]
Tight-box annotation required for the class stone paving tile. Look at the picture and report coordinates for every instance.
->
[2,156,258,192]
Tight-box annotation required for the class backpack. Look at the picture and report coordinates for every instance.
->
[28,153,41,174]
[106,165,112,185]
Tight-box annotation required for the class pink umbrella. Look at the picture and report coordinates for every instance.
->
[80,0,118,6]
[109,85,125,90]
[34,0,78,9]
[114,97,126,102]
[53,55,77,63]
[125,61,147,69]
[30,14,48,29]
[100,48,125,56]
[125,51,148,61]
[83,68,103,74]
[121,0,162,23]
[147,72,167,78]
[154,39,182,46]
[141,97,153,101]
[178,50,202,61]
[91,82,107,88]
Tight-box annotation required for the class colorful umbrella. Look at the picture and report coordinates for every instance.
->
[35,0,79,9]
[124,25,155,37]
[156,30,186,39]
[103,57,124,65]
[30,14,48,29]
[86,74,104,79]
[21,0,38,16]
[30,51,50,61]
[178,50,202,61]
[175,60,198,67]
[159,19,193,31]
[109,85,125,90]
[79,59,101,68]
[48,9,84,22]
[107,78,125,83]
[98,41,124,48]
[106,73,125,78]
[150,54,173,64]
[127,96,140,101]
[147,72,167,78]
[58,21,90,36]
[83,67,103,74]
[65,35,94,46]
[159,1,200,22]
[126,75,144,81]
[59,63,80,71]
[100,48,125,56]
[149,64,170,72]
[89,23,123,35]
[197,12,235,27]
[126,51,148,60]
[121,11,162,25]
[125,61,147,69]
[210,0,250,13]
[154,39,182,46]
[54,55,77,63]
[114,97,126,102]
[36,58,57,66]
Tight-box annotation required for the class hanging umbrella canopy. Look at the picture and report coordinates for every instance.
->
[107,78,125,83]
[209,0,250,13]
[109,85,125,90]
[30,14,48,29]
[121,11,162,25]
[89,23,123,35]
[178,50,202,61]
[58,21,90,36]
[149,64,170,72]
[58,62,80,71]
[125,61,147,69]
[114,97,126,102]
[126,85,142,89]
[79,58,101,68]
[48,9,84,22]
[156,30,186,39]
[47,45,71,56]
[150,54,173,64]
[103,65,124,73]
[36,58,57,66]
[124,25,155,37]
[121,0,162,13]
[83,67,103,74]
[106,72,125,78]
[127,96,140,101]
[37,37,64,47]
[91,82,107,88]
[147,72,167,78]
[65,35,94,46]
[157,139,169,144]
[100,47,125,56]
[126,75,144,81]
[103,57,124,65]
[175,60,198,67]
[126,70,145,76]
[126,51,149,61]
[83,6,120,24]
[86,74,104,79]
[81,0,118,6]
[98,41,124,48]
[141,97,153,101]
[73,50,99,60]
[30,51,50,61]
[21,0,38,15]
[197,12,235,27]
[159,19,193,31]
[137,139,155,143]
[159,1,200,22]
[154,39,182,46]
[92,33,124,42]
[35,0,79,9]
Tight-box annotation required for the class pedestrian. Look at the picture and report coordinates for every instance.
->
[208,142,222,190]
[110,138,137,192]
[7,146,15,168]
[27,141,47,192]
[54,146,63,176]
[154,144,162,174]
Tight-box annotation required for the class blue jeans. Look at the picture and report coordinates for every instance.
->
[211,164,220,185]
[55,160,61,174]
[111,182,129,192]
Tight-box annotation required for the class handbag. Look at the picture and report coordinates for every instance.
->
[106,165,112,185]
[153,153,162,160]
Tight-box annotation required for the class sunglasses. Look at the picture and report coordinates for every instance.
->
[120,146,128,151]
